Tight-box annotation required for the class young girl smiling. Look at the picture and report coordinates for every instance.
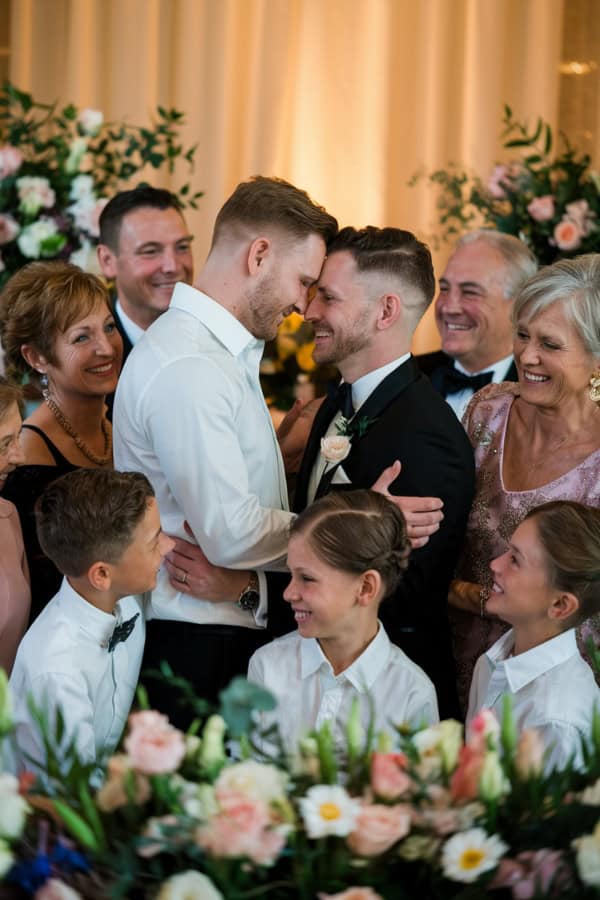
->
[248,489,439,751]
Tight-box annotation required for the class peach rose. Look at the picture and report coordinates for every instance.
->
[553,218,583,251]
[527,195,555,222]
[515,728,544,779]
[347,803,411,856]
[0,145,23,179]
[450,743,485,802]
[370,752,411,800]
[124,712,186,775]
[320,434,351,464]
[96,753,151,811]
[195,791,285,866]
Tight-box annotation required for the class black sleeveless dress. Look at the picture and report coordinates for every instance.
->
[3,425,79,623]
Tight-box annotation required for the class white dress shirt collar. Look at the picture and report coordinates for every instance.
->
[300,622,391,692]
[115,300,145,347]
[347,353,412,412]
[453,353,514,382]
[170,282,259,358]
[60,578,119,648]
[485,627,579,694]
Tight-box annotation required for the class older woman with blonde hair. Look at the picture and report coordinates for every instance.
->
[450,253,600,711]
[0,261,122,621]
[0,377,29,673]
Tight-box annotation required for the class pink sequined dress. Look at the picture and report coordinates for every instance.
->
[452,382,600,713]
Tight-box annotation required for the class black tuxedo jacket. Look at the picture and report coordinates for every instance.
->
[268,357,475,718]
[106,304,134,421]
[417,350,518,396]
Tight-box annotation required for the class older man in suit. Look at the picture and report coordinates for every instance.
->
[418,230,537,420]
[171,227,475,718]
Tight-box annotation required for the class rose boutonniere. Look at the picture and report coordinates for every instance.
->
[319,414,378,465]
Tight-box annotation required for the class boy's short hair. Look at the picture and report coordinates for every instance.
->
[35,469,155,577]
[525,500,600,628]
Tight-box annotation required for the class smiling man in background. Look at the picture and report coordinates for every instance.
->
[418,230,537,419]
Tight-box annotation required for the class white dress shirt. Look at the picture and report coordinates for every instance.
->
[115,299,145,347]
[467,628,600,771]
[446,353,514,421]
[113,282,292,627]
[248,622,438,752]
[9,578,145,773]
[307,353,411,504]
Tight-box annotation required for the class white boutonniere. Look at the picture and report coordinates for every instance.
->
[319,414,377,465]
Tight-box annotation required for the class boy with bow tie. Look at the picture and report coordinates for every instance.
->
[9,468,173,776]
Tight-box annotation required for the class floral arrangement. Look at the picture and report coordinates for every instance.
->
[5,668,600,898]
[0,81,202,286]
[413,105,600,265]
[260,312,338,411]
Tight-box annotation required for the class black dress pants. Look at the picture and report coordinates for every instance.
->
[141,619,270,731]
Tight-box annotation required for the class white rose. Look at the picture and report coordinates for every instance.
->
[215,760,288,804]
[69,238,102,274]
[16,175,56,216]
[0,838,13,877]
[69,174,95,202]
[320,434,351,464]
[0,774,29,839]
[576,823,600,887]
[78,108,104,137]
[17,218,60,259]
[156,871,224,900]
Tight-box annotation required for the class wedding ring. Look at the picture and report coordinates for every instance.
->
[180,571,188,585]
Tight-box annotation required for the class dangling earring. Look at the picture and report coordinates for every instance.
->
[589,370,600,403]
[39,372,49,399]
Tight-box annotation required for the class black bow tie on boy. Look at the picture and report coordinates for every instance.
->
[440,366,493,398]
[108,613,139,653]
[329,381,354,419]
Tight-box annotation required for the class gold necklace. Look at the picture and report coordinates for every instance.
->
[44,396,112,466]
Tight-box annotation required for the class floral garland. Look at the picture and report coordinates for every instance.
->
[0,81,201,286]
[413,105,600,265]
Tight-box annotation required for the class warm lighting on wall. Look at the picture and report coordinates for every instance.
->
[559,60,597,75]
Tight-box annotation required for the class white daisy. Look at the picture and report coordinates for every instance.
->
[299,785,361,839]
[441,827,507,883]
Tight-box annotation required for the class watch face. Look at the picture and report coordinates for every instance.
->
[238,589,260,612]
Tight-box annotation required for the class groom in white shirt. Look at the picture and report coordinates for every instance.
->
[113,176,338,726]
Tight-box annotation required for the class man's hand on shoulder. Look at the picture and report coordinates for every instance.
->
[371,460,444,549]
[166,523,248,602]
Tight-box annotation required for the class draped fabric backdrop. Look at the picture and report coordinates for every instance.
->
[10,0,564,351]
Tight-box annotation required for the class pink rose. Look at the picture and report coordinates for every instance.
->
[450,743,485,802]
[370,752,411,800]
[488,165,510,199]
[78,108,104,137]
[96,753,151,812]
[527,195,555,222]
[565,199,595,234]
[0,213,19,245]
[347,803,411,857]
[124,712,186,775]
[0,145,23,179]
[35,879,82,900]
[490,849,572,898]
[70,197,108,238]
[318,890,384,900]
[515,728,545,779]
[553,218,583,251]
[195,790,285,866]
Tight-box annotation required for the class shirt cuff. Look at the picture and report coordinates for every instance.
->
[253,569,268,629]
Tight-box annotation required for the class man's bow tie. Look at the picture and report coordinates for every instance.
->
[108,613,139,652]
[440,366,493,397]
[329,381,354,419]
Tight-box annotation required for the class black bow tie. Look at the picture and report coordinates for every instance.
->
[329,381,354,419]
[440,366,493,397]
[108,613,139,652]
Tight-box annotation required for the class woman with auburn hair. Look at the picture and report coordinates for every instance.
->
[0,261,122,621]
[450,253,600,713]
[0,377,30,673]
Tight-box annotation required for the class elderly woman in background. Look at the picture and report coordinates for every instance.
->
[0,377,30,674]
[450,253,600,712]
[0,262,122,621]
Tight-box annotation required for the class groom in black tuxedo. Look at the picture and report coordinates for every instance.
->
[283,227,475,717]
